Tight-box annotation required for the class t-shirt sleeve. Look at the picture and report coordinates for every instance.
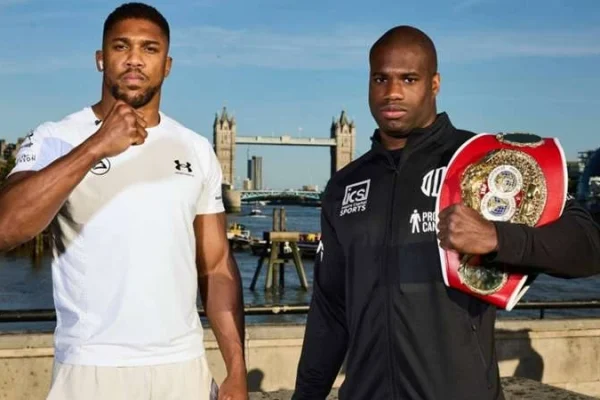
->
[196,143,225,215]
[8,123,72,177]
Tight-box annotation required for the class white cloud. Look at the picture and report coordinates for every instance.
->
[171,25,374,70]
[438,29,600,61]
[0,9,90,24]
[0,0,30,6]
[171,25,600,70]
[0,54,90,74]
[1,25,598,74]
[453,0,490,11]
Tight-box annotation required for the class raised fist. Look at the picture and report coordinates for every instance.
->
[90,100,148,158]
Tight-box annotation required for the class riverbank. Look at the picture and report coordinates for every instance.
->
[250,379,598,399]
[3,319,600,399]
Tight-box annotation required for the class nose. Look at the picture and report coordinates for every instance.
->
[125,47,144,69]
[384,78,405,101]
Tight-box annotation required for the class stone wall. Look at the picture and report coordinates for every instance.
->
[2,319,600,399]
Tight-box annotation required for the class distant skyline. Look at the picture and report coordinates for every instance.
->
[1,0,599,189]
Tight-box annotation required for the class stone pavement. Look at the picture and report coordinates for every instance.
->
[248,377,599,399]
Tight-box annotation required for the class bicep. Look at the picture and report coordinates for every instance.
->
[193,212,229,274]
[9,125,70,176]
[195,144,225,215]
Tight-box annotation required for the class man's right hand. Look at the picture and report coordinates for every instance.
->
[88,100,148,159]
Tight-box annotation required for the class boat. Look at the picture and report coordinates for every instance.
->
[227,223,251,249]
[249,208,263,217]
[249,232,321,259]
[297,232,321,258]
[296,241,319,258]
[246,200,266,217]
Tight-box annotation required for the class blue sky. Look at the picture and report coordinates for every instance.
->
[1,0,599,190]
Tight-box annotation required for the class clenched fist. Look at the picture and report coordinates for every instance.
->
[218,373,248,400]
[89,100,148,158]
[437,203,499,255]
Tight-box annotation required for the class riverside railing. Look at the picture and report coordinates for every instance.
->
[2,300,600,323]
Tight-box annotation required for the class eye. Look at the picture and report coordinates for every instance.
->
[145,46,159,53]
[373,76,386,84]
[404,77,418,84]
[113,44,127,51]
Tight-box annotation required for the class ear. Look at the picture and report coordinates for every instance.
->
[432,72,441,96]
[164,56,173,78]
[95,50,104,72]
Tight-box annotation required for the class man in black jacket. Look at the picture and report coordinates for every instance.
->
[292,25,600,400]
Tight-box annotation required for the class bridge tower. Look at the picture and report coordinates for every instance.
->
[330,110,356,176]
[213,107,236,186]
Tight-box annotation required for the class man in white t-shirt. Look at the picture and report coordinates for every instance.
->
[0,3,248,399]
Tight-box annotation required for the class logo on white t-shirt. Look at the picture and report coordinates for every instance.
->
[174,160,193,176]
[91,158,111,175]
[20,130,34,149]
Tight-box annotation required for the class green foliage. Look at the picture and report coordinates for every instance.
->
[0,156,15,181]
[567,177,579,196]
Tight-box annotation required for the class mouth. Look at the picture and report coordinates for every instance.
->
[120,72,146,85]
[380,105,408,120]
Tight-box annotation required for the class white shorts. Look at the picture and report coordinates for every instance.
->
[46,355,218,400]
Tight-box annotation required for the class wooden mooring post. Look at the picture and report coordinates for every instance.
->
[32,233,44,257]
[249,208,309,291]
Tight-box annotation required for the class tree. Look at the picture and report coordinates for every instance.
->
[0,156,15,181]
[568,177,579,196]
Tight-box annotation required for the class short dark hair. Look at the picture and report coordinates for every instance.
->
[103,2,170,43]
[370,25,438,75]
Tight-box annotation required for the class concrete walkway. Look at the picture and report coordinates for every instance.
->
[249,377,599,399]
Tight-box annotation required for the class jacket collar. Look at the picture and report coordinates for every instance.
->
[369,112,454,156]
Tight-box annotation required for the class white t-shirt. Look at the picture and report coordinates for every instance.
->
[9,107,225,366]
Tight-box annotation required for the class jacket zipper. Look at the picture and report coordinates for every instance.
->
[382,169,399,399]
[468,314,492,387]
[380,149,412,399]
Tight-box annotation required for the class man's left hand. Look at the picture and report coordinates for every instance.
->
[437,203,498,255]
[218,373,248,400]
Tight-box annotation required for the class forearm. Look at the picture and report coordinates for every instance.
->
[0,138,101,250]
[294,288,348,399]
[199,254,246,376]
[294,200,348,399]
[491,203,600,277]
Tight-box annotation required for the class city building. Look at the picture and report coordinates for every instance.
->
[302,185,319,192]
[247,157,253,182]
[576,148,600,219]
[243,178,253,191]
[245,152,263,191]
[251,156,263,190]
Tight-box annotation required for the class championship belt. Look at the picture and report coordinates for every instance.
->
[436,133,567,310]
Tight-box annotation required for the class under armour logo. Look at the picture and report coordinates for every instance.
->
[174,160,192,173]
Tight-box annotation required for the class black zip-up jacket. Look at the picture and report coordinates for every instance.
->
[293,113,600,400]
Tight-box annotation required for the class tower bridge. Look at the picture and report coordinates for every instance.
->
[213,107,356,187]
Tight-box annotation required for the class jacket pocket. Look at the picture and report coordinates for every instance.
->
[464,309,498,390]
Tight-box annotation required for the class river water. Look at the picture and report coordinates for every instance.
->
[1,204,599,332]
